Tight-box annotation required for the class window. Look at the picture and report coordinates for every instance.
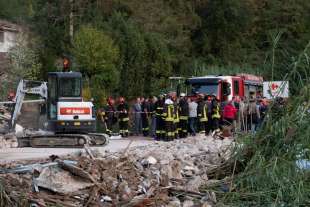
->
[59,78,81,97]
[48,76,57,119]
[48,76,57,100]
[0,30,4,43]
[234,80,239,95]
[191,84,219,96]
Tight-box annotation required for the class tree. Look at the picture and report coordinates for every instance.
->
[8,33,42,81]
[107,13,172,98]
[72,25,119,99]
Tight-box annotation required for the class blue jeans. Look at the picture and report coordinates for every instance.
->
[189,117,197,135]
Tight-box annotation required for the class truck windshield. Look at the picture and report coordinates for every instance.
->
[191,84,219,96]
[59,78,81,97]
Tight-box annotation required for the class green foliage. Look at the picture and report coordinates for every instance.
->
[217,44,310,206]
[1,0,310,98]
[72,25,119,96]
[8,34,42,81]
[107,13,172,98]
[223,87,310,206]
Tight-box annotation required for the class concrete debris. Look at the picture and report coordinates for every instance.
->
[100,195,112,203]
[0,160,77,174]
[0,135,234,206]
[185,176,204,192]
[0,133,18,149]
[141,156,157,166]
[183,200,194,207]
[168,197,181,207]
[36,165,94,194]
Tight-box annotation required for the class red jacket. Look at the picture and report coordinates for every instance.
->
[223,103,237,119]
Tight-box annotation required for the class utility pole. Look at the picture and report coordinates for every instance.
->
[69,0,74,43]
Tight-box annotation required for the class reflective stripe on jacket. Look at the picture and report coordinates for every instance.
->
[212,105,221,119]
[199,105,208,122]
[163,104,174,122]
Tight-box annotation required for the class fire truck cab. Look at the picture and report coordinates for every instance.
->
[185,74,263,101]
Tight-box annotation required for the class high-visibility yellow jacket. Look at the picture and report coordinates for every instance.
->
[198,101,208,122]
[212,100,221,119]
[163,103,175,122]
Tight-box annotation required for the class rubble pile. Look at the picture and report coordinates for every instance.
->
[0,136,235,207]
[0,106,18,149]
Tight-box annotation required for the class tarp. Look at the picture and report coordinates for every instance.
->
[263,81,289,99]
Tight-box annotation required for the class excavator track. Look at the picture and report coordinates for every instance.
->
[18,133,109,148]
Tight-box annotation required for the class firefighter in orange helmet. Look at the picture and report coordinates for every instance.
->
[117,97,129,137]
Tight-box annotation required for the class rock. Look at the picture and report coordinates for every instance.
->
[118,181,132,200]
[167,197,181,207]
[100,195,112,203]
[142,179,152,190]
[183,200,194,207]
[210,192,217,203]
[170,160,182,179]
[185,176,203,192]
[182,165,199,177]
[141,156,157,166]
[201,174,209,182]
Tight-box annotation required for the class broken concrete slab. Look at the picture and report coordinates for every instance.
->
[36,165,94,194]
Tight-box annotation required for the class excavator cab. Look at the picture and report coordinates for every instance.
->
[46,72,96,133]
[47,72,82,120]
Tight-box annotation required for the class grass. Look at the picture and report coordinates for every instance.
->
[210,42,310,206]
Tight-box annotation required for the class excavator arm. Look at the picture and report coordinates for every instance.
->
[11,80,48,129]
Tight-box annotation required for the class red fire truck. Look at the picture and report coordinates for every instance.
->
[185,73,263,101]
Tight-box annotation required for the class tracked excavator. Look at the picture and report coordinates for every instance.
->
[11,72,108,147]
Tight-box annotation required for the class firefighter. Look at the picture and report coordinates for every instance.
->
[154,95,165,140]
[178,93,189,138]
[102,97,116,136]
[117,97,129,137]
[197,94,208,135]
[141,97,150,136]
[206,95,213,135]
[172,94,180,139]
[149,96,157,137]
[211,94,221,136]
[163,95,175,141]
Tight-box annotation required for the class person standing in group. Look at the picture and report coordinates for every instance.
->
[117,97,129,137]
[172,94,180,139]
[197,94,208,136]
[101,97,116,136]
[223,100,237,127]
[133,97,142,136]
[247,96,260,133]
[257,98,268,129]
[163,95,175,141]
[188,97,198,136]
[141,97,150,136]
[178,93,189,138]
[206,95,213,135]
[149,96,157,138]
[154,95,165,140]
[211,94,221,136]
